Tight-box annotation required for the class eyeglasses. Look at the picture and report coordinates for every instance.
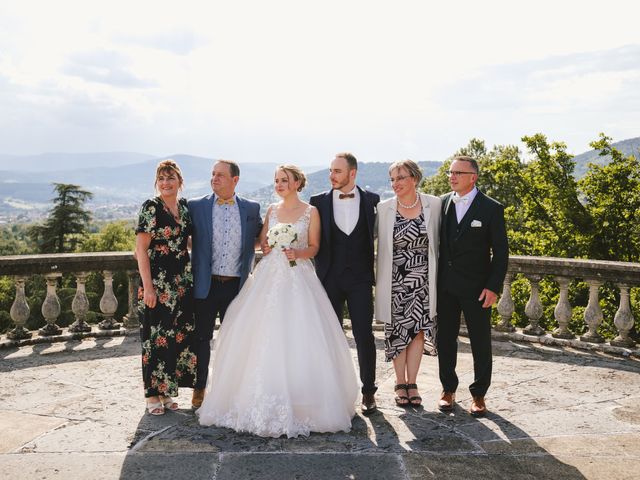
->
[389,175,411,184]
[446,171,476,177]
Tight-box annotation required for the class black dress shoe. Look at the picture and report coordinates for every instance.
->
[361,393,377,415]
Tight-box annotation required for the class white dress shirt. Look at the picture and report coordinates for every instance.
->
[453,187,478,223]
[332,187,360,235]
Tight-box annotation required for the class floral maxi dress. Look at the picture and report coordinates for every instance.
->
[137,197,197,398]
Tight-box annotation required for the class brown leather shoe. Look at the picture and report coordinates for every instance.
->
[469,396,487,417]
[361,393,377,415]
[191,388,205,409]
[438,391,456,412]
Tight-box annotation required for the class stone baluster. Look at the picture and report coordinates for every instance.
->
[122,270,141,329]
[610,284,636,348]
[495,273,515,332]
[580,279,604,343]
[8,276,31,340]
[552,276,574,339]
[39,273,63,336]
[523,274,545,336]
[98,270,120,330]
[69,272,91,333]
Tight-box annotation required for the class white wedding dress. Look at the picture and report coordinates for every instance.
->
[196,205,360,438]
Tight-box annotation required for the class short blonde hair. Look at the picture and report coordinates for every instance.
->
[389,159,423,184]
[276,164,307,192]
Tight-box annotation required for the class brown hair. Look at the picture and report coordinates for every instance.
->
[335,152,358,171]
[276,164,307,192]
[155,159,184,191]
[216,159,240,177]
[389,159,423,184]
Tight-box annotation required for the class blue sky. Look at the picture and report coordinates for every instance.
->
[1,0,638,165]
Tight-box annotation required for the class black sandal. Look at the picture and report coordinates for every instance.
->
[394,383,410,406]
[406,383,422,406]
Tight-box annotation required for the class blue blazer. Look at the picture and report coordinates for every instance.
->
[188,194,263,299]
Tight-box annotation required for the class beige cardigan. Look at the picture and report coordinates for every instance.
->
[374,193,441,324]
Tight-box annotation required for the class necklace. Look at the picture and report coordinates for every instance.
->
[397,193,420,209]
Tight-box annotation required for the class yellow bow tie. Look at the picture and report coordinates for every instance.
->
[216,198,235,206]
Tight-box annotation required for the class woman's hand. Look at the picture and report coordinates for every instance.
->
[261,239,272,255]
[143,287,157,309]
[283,248,297,262]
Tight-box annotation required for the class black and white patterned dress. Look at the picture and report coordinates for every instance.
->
[385,211,437,361]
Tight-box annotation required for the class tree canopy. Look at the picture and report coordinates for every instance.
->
[28,183,93,253]
[422,133,639,262]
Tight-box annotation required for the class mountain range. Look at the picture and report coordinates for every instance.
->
[0,136,637,223]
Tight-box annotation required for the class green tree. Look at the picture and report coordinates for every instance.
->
[579,133,640,261]
[518,134,593,258]
[80,221,136,252]
[28,183,93,253]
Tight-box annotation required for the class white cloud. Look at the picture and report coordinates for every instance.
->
[0,0,638,160]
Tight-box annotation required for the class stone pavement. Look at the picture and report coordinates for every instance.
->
[1,330,639,480]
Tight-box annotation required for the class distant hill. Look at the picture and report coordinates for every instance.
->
[250,161,443,212]
[0,155,281,221]
[573,137,640,177]
[0,152,157,172]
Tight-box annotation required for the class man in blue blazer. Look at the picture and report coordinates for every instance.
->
[437,155,508,417]
[188,160,263,408]
[310,152,380,414]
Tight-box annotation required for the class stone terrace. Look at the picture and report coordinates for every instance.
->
[1,329,639,480]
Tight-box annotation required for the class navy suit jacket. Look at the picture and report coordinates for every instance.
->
[310,186,379,283]
[188,194,263,299]
[438,189,509,297]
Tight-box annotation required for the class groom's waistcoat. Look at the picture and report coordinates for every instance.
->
[329,201,374,281]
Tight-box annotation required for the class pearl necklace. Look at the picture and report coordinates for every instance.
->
[397,193,420,209]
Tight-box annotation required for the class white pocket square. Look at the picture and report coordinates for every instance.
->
[471,220,482,227]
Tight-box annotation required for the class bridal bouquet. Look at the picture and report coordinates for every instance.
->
[267,223,298,267]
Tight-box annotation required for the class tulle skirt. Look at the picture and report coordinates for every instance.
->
[196,250,360,438]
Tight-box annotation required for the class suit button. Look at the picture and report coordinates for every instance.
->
[448,261,452,266]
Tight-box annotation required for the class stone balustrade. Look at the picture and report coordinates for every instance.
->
[496,255,639,355]
[1,253,639,356]
[0,252,138,346]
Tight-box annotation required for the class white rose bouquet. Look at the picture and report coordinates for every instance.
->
[267,223,298,267]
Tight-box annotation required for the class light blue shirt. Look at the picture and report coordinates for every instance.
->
[211,194,242,277]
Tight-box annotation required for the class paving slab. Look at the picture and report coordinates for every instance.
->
[0,330,639,479]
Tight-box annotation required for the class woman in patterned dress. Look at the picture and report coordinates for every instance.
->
[135,159,197,415]
[375,160,441,406]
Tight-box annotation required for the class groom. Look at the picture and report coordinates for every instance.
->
[188,159,263,409]
[310,152,380,414]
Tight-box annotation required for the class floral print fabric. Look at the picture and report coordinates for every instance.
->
[136,197,197,397]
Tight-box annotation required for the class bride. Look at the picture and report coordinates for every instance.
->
[196,164,360,438]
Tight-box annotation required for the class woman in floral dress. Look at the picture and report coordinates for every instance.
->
[135,159,197,415]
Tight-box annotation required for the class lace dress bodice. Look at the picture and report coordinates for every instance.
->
[268,204,312,249]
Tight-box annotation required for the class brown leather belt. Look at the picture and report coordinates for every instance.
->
[212,275,238,283]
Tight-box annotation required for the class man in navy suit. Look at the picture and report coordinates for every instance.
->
[437,155,508,417]
[310,152,380,414]
[188,160,263,408]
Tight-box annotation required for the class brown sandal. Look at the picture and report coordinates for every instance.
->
[394,384,410,406]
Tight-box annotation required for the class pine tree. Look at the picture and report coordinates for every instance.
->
[29,183,93,253]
